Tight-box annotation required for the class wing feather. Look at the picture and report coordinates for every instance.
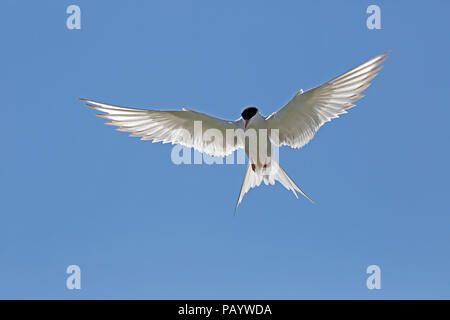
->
[82,99,243,157]
[266,51,389,149]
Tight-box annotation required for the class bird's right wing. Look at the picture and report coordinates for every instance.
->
[266,52,388,149]
[82,99,243,157]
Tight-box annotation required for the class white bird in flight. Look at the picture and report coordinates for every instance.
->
[81,51,388,211]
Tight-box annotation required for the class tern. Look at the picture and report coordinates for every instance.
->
[81,51,388,210]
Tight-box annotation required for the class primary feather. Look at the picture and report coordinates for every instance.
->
[266,51,388,149]
[81,99,243,157]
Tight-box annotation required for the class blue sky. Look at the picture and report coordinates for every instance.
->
[1,1,449,299]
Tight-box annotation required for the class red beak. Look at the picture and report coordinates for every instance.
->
[245,120,249,129]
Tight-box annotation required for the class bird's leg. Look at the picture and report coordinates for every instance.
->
[251,163,256,172]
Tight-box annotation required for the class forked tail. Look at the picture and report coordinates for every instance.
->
[270,160,314,204]
[235,159,314,212]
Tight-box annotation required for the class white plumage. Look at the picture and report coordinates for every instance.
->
[82,100,243,157]
[266,51,387,149]
[82,51,388,211]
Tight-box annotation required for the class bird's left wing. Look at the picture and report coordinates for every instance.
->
[82,99,243,157]
[266,51,388,149]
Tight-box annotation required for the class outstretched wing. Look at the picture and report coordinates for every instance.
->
[266,51,388,149]
[82,99,243,157]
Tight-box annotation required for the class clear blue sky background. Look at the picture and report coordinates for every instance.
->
[1,1,449,299]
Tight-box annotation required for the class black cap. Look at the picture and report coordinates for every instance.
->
[241,107,258,120]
